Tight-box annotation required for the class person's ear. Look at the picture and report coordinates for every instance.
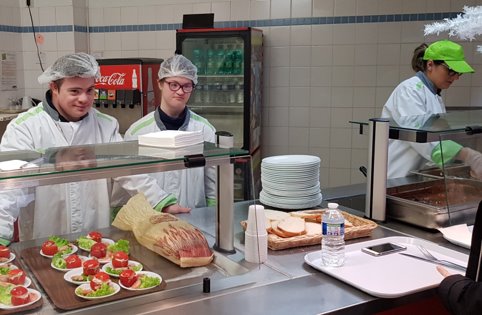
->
[426,60,434,71]
[49,81,59,93]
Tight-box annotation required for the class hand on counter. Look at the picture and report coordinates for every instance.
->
[163,203,191,214]
[436,265,451,278]
[457,147,482,180]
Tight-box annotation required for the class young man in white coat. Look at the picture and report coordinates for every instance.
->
[381,40,482,179]
[0,52,166,243]
[115,55,216,213]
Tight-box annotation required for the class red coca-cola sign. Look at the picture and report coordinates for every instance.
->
[95,65,139,90]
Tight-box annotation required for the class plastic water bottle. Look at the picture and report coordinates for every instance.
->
[321,202,345,266]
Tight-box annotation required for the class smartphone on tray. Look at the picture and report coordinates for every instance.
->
[361,243,407,256]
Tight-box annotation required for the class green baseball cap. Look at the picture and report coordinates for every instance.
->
[423,40,475,73]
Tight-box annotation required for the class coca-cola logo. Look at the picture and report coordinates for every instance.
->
[96,73,126,85]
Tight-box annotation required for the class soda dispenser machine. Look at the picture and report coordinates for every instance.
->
[94,58,163,134]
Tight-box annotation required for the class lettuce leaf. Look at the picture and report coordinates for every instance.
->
[77,236,96,251]
[52,253,66,269]
[139,275,160,289]
[0,284,13,305]
[108,239,129,254]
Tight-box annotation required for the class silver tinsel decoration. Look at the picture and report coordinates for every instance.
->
[424,6,482,53]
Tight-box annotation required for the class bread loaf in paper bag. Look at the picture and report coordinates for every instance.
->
[112,193,214,268]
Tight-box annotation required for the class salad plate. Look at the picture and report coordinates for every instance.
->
[88,254,111,265]
[0,263,18,274]
[78,238,114,252]
[0,288,41,310]
[0,253,15,265]
[74,282,120,300]
[102,260,143,277]
[40,245,78,258]
[63,267,90,285]
[51,255,88,272]
[22,277,32,288]
[118,271,162,291]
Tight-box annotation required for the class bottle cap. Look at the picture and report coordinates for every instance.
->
[327,202,339,209]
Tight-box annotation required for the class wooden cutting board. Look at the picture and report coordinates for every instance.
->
[21,247,166,311]
[0,248,43,315]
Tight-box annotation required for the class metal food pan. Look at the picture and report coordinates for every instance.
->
[386,179,482,229]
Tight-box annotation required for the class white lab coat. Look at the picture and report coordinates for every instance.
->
[0,101,163,240]
[381,74,446,179]
[115,108,217,209]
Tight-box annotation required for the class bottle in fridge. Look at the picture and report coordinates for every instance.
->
[176,27,263,201]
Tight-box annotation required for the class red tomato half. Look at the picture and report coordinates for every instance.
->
[90,243,107,259]
[65,254,82,269]
[8,269,26,285]
[83,259,100,276]
[10,286,29,306]
[111,251,129,268]
[0,245,10,259]
[90,271,110,291]
[119,269,138,288]
[41,240,58,256]
[88,231,102,243]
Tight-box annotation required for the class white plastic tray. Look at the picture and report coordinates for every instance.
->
[304,236,468,298]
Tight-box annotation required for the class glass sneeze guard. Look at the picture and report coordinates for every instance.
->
[0,141,249,190]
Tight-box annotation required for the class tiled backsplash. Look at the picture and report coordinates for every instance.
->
[0,0,481,188]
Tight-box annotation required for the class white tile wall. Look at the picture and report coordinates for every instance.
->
[2,0,482,188]
[250,0,270,20]
[291,0,312,18]
[270,0,291,19]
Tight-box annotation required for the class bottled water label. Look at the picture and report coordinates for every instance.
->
[322,222,344,236]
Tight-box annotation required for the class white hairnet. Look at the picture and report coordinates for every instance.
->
[158,55,198,85]
[37,52,100,84]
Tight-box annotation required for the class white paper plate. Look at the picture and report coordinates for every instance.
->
[0,288,41,310]
[0,253,15,265]
[118,271,162,291]
[51,255,89,272]
[78,238,115,252]
[40,244,78,258]
[64,267,90,285]
[102,260,143,278]
[75,282,120,300]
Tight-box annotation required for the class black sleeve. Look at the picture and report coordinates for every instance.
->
[438,274,482,315]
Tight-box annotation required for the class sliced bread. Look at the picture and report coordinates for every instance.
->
[277,217,306,237]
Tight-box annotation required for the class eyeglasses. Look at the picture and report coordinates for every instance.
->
[164,80,194,93]
[440,63,462,77]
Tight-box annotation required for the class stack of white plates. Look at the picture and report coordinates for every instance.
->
[259,155,322,209]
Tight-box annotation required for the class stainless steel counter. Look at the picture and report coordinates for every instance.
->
[11,198,467,315]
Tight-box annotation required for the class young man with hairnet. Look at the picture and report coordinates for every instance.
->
[0,52,166,244]
[114,54,216,213]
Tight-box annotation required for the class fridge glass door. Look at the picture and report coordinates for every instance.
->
[182,37,245,149]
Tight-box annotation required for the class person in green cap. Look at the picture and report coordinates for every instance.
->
[381,40,480,179]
